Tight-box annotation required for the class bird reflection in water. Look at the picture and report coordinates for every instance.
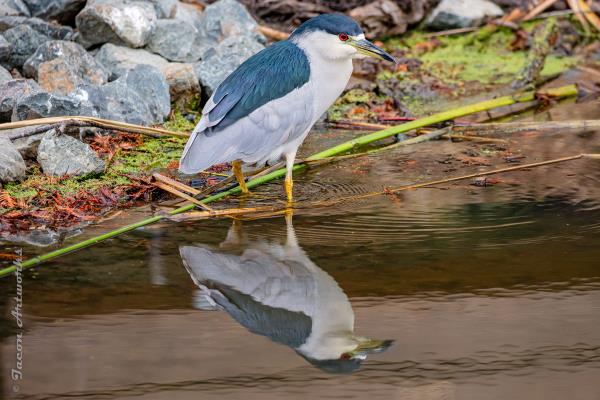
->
[180,217,393,374]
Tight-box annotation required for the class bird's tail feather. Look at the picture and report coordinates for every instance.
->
[179,129,237,174]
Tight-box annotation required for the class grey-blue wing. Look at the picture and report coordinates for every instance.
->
[179,40,312,173]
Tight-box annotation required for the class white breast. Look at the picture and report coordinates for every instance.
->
[294,32,354,122]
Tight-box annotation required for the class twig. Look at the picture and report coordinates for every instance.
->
[451,120,600,135]
[258,25,290,41]
[575,0,600,31]
[523,0,559,21]
[152,173,200,195]
[447,134,509,144]
[330,121,391,130]
[151,181,213,211]
[566,0,590,31]
[0,116,190,139]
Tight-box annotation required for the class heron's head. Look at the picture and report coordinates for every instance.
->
[289,14,396,63]
[299,337,394,374]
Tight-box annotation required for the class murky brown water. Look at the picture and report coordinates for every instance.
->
[1,97,600,399]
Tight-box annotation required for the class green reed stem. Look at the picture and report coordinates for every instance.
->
[0,84,577,278]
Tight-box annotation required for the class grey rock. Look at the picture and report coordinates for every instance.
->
[0,78,42,121]
[93,43,199,103]
[0,0,29,17]
[94,43,169,80]
[0,64,10,82]
[147,0,176,18]
[426,0,504,30]
[0,34,10,60]
[0,136,26,182]
[193,35,264,95]
[23,40,108,95]
[73,64,170,125]
[22,0,85,24]
[76,0,157,48]
[37,129,104,177]
[196,0,265,54]
[0,16,75,40]
[10,129,44,159]
[147,19,202,62]
[2,229,63,247]
[14,91,97,121]
[1,24,48,68]
[160,62,200,104]
[173,1,202,29]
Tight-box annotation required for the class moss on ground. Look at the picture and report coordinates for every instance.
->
[3,134,187,204]
[162,110,198,132]
[388,25,577,87]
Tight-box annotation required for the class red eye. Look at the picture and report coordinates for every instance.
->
[339,33,349,42]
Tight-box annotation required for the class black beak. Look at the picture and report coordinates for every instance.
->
[350,39,396,63]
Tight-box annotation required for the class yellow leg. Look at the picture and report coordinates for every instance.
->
[232,160,249,194]
[284,176,293,203]
[284,151,296,204]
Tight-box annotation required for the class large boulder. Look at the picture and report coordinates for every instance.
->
[94,43,169,80]
[0,0,29,17]
[196,0,265,55]
[1,24,48,68]
[73,64,170,125]
[75,0,157,48]
[23,40,108,95]
[10,128,44,159]
[426,0,504,30]
[146,19,202,62]
[160,62,200,105]
[37,129,104,177]
[0,136,26,183]
[0,34,10,60]
[0,78,42,121]
[22,0,85,25]
[0,64,10,82]
[14,91,97,120]
[147,0,176,19]
[93,43,200,103]
[0,16,75,40]
[173,1,202,29]
[194,35,264,95]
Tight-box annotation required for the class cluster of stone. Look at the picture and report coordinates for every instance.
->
[0,0,266,181]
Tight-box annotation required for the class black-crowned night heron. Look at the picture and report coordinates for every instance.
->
[180,219,392,373]
[179,13,395,202]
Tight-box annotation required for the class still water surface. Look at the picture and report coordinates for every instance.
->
[1,99,600,399]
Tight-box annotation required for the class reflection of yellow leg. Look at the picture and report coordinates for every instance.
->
[284,206,294,223]
[284,176,293,203]
[232,160,249,194]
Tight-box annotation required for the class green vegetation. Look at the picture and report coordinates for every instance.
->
[3,135,186,203]
[390,25,577,87]
[162,110,198,132]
